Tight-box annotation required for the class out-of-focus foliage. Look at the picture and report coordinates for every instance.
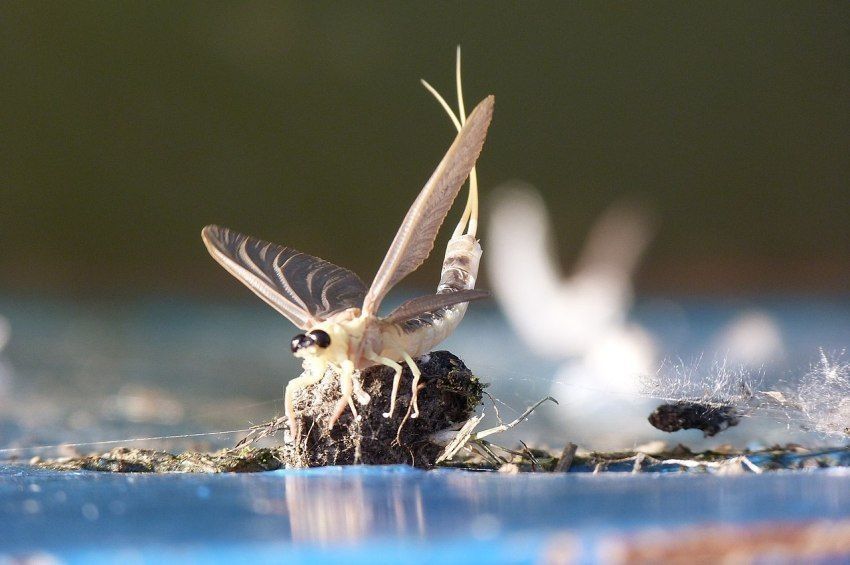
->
[1,2,848,295]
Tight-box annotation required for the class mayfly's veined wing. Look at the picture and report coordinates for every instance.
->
[361,95,494,317]
[202,225,368,328]
[381,289,490,325]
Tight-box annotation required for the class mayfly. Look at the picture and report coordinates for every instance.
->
[202,53,493,434]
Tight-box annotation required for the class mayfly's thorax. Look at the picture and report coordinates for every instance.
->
[295,309,368,369]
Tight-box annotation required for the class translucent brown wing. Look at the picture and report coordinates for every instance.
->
[381,289,489,325]
[361,95,494,317]
[202,225,367,328]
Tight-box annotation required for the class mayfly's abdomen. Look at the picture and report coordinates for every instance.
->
[387,234,483,358]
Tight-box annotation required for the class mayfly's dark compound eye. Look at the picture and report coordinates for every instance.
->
[308,330,331,348]
[290,333,314,353]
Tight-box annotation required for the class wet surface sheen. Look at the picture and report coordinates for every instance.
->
[2,465,850,562]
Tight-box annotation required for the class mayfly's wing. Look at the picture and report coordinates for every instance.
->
[202,225,368,328]
[360,95,494,317]
[381,289,489,325]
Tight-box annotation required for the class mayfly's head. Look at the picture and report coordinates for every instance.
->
[290,320,354,368]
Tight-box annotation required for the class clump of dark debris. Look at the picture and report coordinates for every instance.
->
[275,350,485,468]
[648,401,741,437]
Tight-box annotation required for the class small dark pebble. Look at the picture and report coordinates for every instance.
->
[648,401,741,437]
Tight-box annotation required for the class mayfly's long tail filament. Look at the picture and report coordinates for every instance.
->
[455,45,467,130]
[455,46,479,239]
[421,79,461,130]
[421,46,479,240]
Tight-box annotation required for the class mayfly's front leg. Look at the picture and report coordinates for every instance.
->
[285,361,328,436]
[400,352,423,418]
[328,359,358,430]
[365,350,404,419]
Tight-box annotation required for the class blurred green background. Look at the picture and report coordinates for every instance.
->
[2,2,848,297]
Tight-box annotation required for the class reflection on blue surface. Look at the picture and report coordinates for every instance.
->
[3,465,850,563]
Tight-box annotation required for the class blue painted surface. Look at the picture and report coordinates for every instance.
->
[3,465,850,563]
[0,297,849,561]
[1,296,849,453]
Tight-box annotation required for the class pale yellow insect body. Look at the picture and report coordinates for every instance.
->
[203,50,491,435]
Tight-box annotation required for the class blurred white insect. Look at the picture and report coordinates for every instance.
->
[488,183,786,447]
[488,183,656,362]
[203,51,493,435]
[488,183,660,445]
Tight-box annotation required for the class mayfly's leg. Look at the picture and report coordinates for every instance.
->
[365,351,404,419]
[329,360,358,430]
[351,372,371,406]
[400,351,423,419]
[285,362,327,436]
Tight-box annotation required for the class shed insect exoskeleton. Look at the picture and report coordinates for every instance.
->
[202,56,493,435]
